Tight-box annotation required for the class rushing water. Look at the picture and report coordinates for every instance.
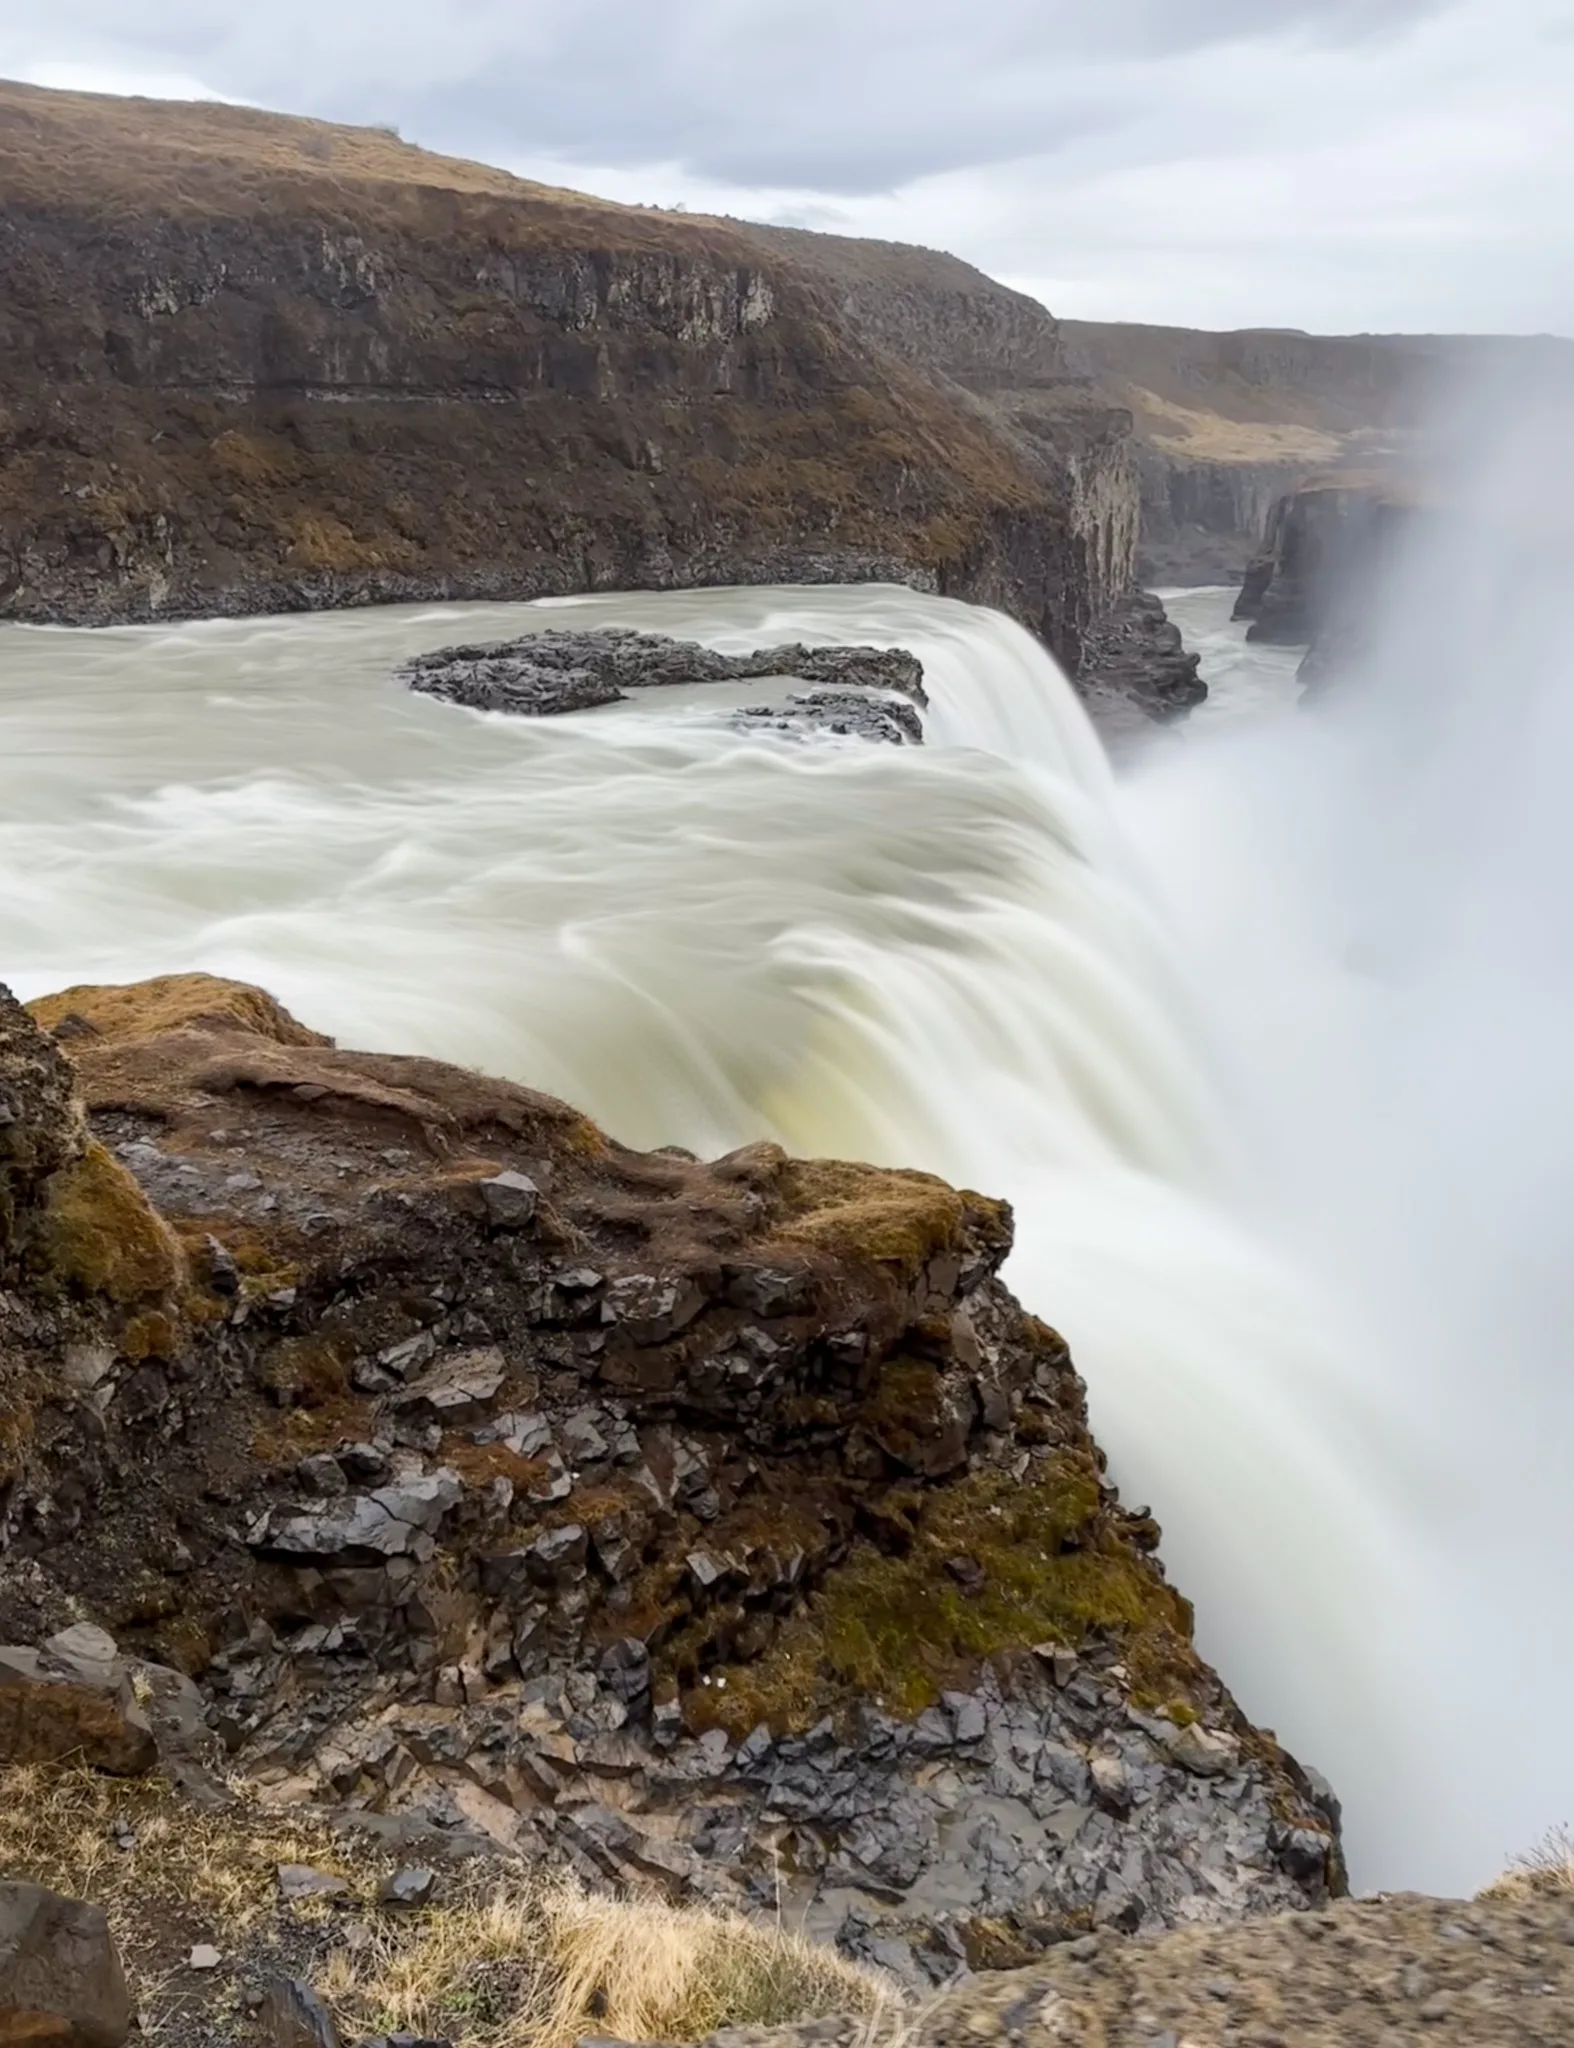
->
[0,515,1559,1896]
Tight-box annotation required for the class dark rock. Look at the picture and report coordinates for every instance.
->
[391,1351,507,1424]
[377,1867,438,1909]
[731,688,924,747]
[1077,592,1205,737]
[1234,481,1414,661]
[723,1266,813,1318]
[203,1233,241,1296]
[0,1633,156,1776]
[478,1171,539,1228]
[0,1883,131,2048]
[259,1977,343,2048]
[401,632,926,724]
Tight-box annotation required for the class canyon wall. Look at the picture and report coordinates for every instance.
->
[0,82,1190,715]
[1063,320,1572,584]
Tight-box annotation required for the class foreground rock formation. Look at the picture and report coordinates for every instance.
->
[0,972,1340,1992]
[0,1881,131,2048]
[0,82,1189,730]
[709,1892,1574,2048]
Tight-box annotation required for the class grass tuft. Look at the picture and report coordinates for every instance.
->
[0,1765,899,2046]
[1482,1826,1574,1902]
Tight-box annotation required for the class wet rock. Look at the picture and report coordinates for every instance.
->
[401,632,925,723]
[0,1883,131,2048]
[731,688,924,746]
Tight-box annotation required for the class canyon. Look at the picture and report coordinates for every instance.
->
[5,64,1574,2048]
[0,81,1198,725]
[1062,320,1573,585]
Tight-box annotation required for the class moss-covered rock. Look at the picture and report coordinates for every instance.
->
[32,1141,184,1307]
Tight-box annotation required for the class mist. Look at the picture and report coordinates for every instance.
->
[1118,361,1574,1889]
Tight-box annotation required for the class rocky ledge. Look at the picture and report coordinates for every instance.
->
[400,631,928,744]
[1073,593,1205,744]
[0,972,1339,1992]
[707,1891,1574,2048]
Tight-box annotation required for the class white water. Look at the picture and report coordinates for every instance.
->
[0,465,1562,1896]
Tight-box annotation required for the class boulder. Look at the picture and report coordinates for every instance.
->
[0,1633,156,1776]
[0,1882,132,2048]
[258,1978,343,2048]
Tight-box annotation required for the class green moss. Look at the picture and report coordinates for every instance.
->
[682,1454,1202,1737]
[35,1140,183,1305]
[855,1355,947,1463]
[775,1159,966,1281]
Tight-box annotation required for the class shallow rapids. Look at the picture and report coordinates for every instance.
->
[0,578,1491,1894]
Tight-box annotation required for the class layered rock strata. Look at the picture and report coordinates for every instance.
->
[0,81,1197,732]
[1233,481,1419,701]
[0,973,1340,1986]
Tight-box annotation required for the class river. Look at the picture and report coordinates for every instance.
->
[0,540,1563,1897]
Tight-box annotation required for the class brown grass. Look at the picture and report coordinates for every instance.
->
[1481,1826,1574,1902]
[321,1877,898,2048]
[28,974,332,1051]
[0,1765,898,2047]
[34,1139,185,1305]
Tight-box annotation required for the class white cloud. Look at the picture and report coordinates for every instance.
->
[1,0,1569,333]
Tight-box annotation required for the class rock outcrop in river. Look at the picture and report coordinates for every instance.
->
[401,630,927,743]
[0,972,1341,1994]
[0,81,1190,730]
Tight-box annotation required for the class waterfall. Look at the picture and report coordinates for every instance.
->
[0,456,1558,1891]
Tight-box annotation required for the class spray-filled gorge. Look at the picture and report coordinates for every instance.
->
[2,554,1503,1901]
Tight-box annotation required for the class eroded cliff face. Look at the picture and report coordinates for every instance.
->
[0,82,1171,711]
[748,227,1181,697]
[1061,319,1464,584]
[1233,480,1413,648]
[0,973,1340,1980]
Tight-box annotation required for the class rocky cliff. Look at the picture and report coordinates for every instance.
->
[1059,320,1435,584]
[0,971,1340,1997]
[1062,321,1572,586]
[1232,480,1417,675]
[0,81,1192,722]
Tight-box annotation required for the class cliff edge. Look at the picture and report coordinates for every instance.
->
[0,81,1194,722]
[0,970,1338,2014]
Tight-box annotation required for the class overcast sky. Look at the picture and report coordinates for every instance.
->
[4,0,1571,334]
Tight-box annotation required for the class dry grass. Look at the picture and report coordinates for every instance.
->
[1481,1826,1574,1902]
[322,1876,899,2048]
[0,1765,899,2047]
[0,1763,375,1946]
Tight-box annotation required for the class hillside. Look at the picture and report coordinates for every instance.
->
[0,80,1195,715]
[1062,319,1573,581]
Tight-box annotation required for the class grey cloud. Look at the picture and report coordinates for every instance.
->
[1,0,1455,192]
